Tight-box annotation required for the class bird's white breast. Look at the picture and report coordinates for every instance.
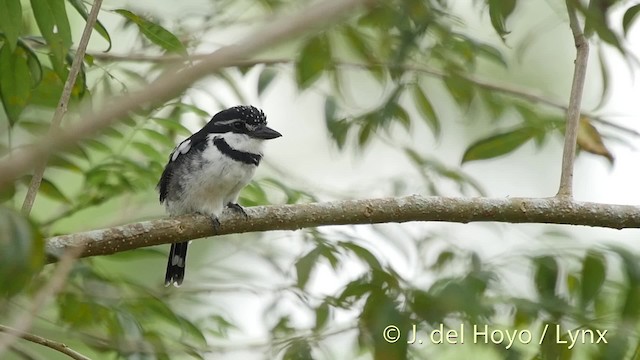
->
[166,133,262,217]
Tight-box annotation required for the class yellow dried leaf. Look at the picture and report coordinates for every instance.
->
[577,117,614,165]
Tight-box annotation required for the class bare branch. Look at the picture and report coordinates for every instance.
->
[45,196,640,262]
[0,0,371,190]
[557,1,590,198]
[21,0,104,215]
[87,53,639,138]
[0,325,90,360]
[0,247,83,356]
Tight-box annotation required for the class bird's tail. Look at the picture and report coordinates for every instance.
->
[165,242,189,286]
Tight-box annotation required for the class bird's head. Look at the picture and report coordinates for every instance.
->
[206,105,281,140]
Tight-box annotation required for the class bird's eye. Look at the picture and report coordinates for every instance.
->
[232,122,244,131]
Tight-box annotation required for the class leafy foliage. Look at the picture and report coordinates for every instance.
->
[0,207,43,297]
[1,0,640,359]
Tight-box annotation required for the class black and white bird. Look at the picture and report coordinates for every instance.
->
[157,105,281,286]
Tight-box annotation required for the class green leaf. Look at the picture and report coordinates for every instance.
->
[151,117,191,135]
[0,0,22,51]
[30,67,64,108]
[579,0,623,51]
[539,322,567,360]
[324,97,349,149]
[296,34,332,89]
[39,177,71,203]
[30,0,72,78]
[443,74,474,108]
[594,47,611,111]
[488,0,516,40]
[66,51,88,99]
[67,0,112,51]
[610,246,640,321]
[295,247,321,289]
[342,25,385,82]
[0,183,15,203]
[412,289,453,323]
[20,175,71,203]
[580,250,606,308]
[314,302,330,331]
[257,67,277,96]
[431,250,455,270]
[461,126,538,164]
[391,103,410,131]
[325,96,336,122]
[20,40,43,86]
[174,102,209,117]
[623,4,640,36]
[357,121,373,147]
[82,138,111,153]
[361,292,408,360]
[600,335,630,360]
[115,9,186,55]
[0,207,43,298]
[140,128,175,148]
[239,181,269,206]
[336,278,372,305]
[132,141,164,161]
[411,84,440,137]
[340,242,382,270]
[58,292,112,328]
[0,44,32,125]
[283,339,314,360]
[476,42,507,67]
[49,154,83,172]
[178,316,208,345]
[534,256,558,300]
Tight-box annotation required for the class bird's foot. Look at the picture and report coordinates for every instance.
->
[227,202,249,219]
[210,216,221,233]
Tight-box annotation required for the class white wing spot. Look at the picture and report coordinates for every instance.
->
[171,139,192,161]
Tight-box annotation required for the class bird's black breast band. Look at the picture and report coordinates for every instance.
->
[213,138,262,166]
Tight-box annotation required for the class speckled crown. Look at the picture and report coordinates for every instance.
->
[213,105,267,126]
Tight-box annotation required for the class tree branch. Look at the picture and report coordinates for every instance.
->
[0,0,371,190]
[86,53,640,138]
[0,325,90,360]
[45,196,640,262]
[21,0,103,215]
[557,1,590,198]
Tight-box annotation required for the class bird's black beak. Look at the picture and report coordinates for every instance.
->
[250,125,282,140]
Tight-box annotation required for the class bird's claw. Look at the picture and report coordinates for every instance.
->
[210,216,221,233]
[227,202,249,219]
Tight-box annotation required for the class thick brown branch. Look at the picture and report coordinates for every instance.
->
[46,196,640,262]
[557,1,590,198]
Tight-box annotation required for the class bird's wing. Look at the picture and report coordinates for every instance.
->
[157,132,209,203]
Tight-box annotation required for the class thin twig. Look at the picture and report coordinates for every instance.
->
[0,325,90,360]
[557,1,590,198]
[87,53,640,137]
[21,0,104,215]
[0,0,371,190]
[0,246,84,356]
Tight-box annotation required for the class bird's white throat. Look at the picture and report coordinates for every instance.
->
[210,132,265,155]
